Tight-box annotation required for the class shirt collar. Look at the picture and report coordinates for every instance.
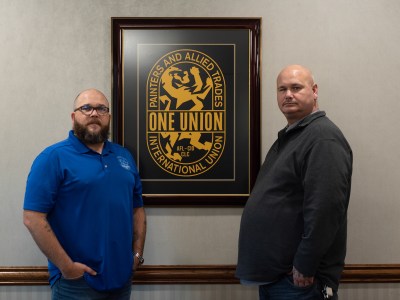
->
[285,110,325,132]
[68,130,111,155]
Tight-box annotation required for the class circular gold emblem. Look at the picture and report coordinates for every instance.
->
[146,49,226,177]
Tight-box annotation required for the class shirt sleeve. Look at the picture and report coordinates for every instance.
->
[124,149,143,208]
[293,138,352,276]
[132,168,143,209]
[23,150,62,213]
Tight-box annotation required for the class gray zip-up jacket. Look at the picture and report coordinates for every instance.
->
[236,111,353,291]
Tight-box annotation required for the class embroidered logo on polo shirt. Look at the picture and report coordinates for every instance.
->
[117,156,131,171]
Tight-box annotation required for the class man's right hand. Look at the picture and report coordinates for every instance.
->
[61,262,97,279]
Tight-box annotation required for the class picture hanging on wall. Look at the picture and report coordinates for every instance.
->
[112,17,261,205]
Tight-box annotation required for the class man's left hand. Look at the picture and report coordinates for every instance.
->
[291,266,314,287]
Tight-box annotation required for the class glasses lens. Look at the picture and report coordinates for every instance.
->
[96,106,109,115]
[76,105,109,116]
[80,105,93,115]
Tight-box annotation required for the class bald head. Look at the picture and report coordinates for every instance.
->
[73,89,109,111]
[276,65,319,124]
[277,65,315,87]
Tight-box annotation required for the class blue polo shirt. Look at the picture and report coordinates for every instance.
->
[24,130,143,291]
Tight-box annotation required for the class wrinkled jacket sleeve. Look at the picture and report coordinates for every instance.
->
[293,138,352,276]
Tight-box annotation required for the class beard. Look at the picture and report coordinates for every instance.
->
[73,119,110,144]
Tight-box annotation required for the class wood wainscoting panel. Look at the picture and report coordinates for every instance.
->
[1,265,400,285]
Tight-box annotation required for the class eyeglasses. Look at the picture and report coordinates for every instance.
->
[74,104,110,116]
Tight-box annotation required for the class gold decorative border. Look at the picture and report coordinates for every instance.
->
[1,265,400,285]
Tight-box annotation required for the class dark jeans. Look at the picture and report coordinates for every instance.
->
[51,276,132,300]
[259,275,338,300]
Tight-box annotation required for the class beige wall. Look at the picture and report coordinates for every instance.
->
[1,0,400,298]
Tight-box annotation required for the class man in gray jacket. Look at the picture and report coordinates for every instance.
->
[236,65,353,300]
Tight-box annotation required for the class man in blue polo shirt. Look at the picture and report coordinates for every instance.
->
[23,89,146,299]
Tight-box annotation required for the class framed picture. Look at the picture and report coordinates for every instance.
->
[112,18,261,205]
